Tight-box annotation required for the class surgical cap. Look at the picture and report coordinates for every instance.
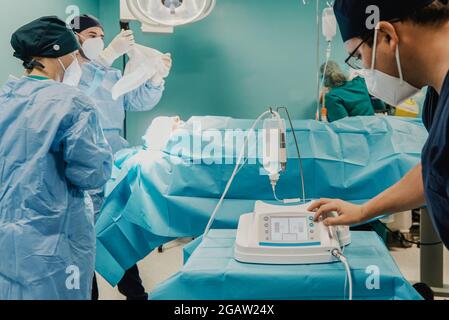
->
[70,14,104,33]
[11,16,80,70]
[334,0,435,42]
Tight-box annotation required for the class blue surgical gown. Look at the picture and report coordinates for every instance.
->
[0,76,113,300]
[422,71,449,249]
[78,61,164,153]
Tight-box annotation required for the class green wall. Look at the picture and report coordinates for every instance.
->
[0,0,99,84]
[99,0,348,146]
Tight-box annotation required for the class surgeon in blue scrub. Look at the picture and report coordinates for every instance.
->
[311,0,449,251]
[0,16,113,300]
[69,14,171,300]
[71,15,169,153]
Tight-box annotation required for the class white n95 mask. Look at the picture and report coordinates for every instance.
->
[82,37,105,61]
[363,27,420,106]
[58,54,82,87]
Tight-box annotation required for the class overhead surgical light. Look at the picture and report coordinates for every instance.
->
[125,0,216,27]
[163,0,183,15]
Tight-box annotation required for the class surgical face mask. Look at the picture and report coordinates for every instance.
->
[81,37,104,61]
[58,54,82,87]
[363,27,420,106]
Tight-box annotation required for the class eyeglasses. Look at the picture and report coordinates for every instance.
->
[345,19,402,70]
[344,33,373,70]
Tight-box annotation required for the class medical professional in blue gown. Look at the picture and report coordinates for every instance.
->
[311,1,449,251]
[71,15,169,154]
[0,16,113,300]
[69,14,171,300]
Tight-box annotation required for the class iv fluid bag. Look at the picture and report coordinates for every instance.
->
[322,7,337,42]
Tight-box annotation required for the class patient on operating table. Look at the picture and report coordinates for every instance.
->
[143,116,185,150]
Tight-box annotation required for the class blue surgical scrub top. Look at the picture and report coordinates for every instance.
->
[421,71,449,249]
[0,76,112,299]
[79,61,164,153]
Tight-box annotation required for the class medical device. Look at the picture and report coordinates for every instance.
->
[203,107,305,236]
[202,107,353,299]
[262,113,287,192]
[203,109,284,236]
[235,201,351,264]
[235,201,353,299]
[121,0,216,33]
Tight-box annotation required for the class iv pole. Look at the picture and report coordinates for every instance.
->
[315,0,321,121]
[120,20,131,140]
[302,0,323,120]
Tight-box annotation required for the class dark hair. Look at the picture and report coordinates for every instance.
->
[364,0,449,45]
[405,0,449,25]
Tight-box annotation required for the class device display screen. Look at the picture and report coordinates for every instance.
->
[270,217,308,242]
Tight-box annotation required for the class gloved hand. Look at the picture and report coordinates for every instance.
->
[150,54,173,87]
[97,30,135,67]
[161,54,173,72]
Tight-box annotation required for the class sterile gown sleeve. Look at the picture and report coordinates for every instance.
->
[54,95,113,191]
[326,93,349,122]
[123,81,164,112]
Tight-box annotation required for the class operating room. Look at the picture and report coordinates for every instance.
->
[0,0,448,305]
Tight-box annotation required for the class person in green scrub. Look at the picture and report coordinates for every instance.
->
[320,61,383,122]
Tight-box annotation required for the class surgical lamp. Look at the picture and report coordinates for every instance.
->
[125,0,216,27]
